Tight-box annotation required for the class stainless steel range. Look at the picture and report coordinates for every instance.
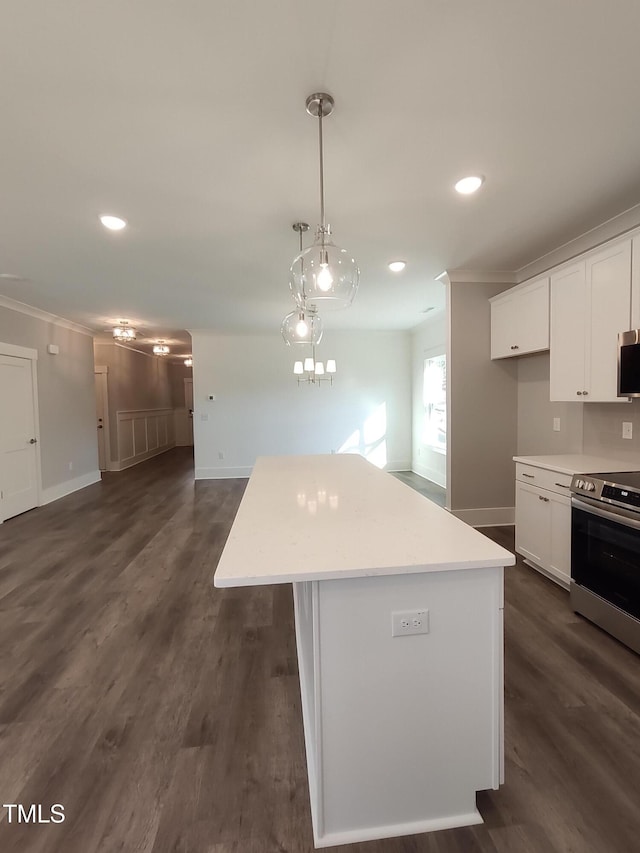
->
[571,471,640,654]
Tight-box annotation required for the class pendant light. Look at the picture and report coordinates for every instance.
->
[289,93,359,310]
[282,222,324,346]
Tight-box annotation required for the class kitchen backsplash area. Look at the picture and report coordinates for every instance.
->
[516,352,640,461]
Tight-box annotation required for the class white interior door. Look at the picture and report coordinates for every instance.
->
[94,370,108,471]
[184,378,194,446]
[0,354,39,521]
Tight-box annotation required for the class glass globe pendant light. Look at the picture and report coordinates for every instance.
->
[282,221,324,346]
[289,93,359,311]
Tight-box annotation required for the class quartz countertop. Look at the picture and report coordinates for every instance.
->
[513,453,640,476]
[214,454,514,587]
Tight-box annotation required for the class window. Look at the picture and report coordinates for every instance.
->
[422,354,446,452]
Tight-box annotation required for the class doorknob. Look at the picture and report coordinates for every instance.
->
[29,438,37,444]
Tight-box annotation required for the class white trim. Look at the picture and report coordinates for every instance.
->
[449,506,515,527]
[523,558,570,590]
[195,466,251,479]
[111,443,175,471]
[313,810,482,848]
[40,470,102,505]
[0,341,38,360]
[436,270,516,285]
[0,294,93,337]
[411,462,446,489]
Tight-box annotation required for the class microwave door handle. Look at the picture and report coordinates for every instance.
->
[572,497,640,531]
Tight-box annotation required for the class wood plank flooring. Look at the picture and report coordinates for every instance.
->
[1,448,639,852]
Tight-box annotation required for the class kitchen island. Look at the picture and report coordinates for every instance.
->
[214,454,515,848]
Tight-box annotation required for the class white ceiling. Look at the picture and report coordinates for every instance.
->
[3,0,640,354]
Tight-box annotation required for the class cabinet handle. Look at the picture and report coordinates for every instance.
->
[555,483,570,489]
[538,495,550,502]
[583,390,589,396]
[522,473,535,479]
[576,391,583,395]
[510,345,519,350]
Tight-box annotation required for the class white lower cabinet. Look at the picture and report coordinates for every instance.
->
[515,467,571,589]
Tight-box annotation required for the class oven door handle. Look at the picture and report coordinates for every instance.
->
[572,496,640,530]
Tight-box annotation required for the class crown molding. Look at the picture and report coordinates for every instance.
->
[515,202,640,283]
[436,270,517,286]
[0,293,94,337]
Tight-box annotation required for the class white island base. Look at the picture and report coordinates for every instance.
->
[293,568,503,847]
[214,455,513,848]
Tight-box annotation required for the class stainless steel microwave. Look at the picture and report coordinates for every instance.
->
[618,329,640,397]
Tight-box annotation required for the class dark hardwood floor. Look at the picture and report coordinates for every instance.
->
[1,448,639,852]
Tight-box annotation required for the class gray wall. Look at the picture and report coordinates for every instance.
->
[516,353,583,455]
[517,350,640,461]
[447,281,518,513]
[93,343,173,463]
[0,306,98,490]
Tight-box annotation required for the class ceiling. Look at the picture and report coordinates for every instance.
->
[3,1,640,356]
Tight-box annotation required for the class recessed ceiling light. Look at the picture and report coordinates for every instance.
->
[100,215,127,231]
[454,176,484,195]
[388,261,406,272]
[0,273,24,280]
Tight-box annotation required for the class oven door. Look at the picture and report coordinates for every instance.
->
[571,496,640,621]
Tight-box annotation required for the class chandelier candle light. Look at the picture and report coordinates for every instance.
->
[294,347,337,386]
[113,320,136,342]
[289,94,359,310]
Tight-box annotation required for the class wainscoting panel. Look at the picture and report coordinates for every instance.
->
[115,409,175,471]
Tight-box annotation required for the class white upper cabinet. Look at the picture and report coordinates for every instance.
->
[632,235,640,329]
[550,239,632,402]
[490,277,549,359]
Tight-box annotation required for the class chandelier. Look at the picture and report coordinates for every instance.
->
[289,93,359,310]
[113,320,136,342]
[184,357,193,367]
[153,341,170,356]
[294,347,337,386]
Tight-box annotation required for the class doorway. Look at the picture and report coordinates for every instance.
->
[0,346,41,522]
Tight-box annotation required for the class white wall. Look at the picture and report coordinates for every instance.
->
[0,301,99,499]
[190,330,412,478]
[411,311,447,487]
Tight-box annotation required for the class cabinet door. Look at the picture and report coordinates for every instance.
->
[491,294,518,359]
[586,240,631,402]
[550,262,586,401]
[515,481,549,566]
[491,278,549,359]
[548,492,571,587]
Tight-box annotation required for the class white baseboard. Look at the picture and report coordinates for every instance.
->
[385,458,412,472]
[195,466,252,480]
[449,506,515,527]
[40,470,102,505]
[410,461,446,489]
[314,809,482,848]
[112,442,176,471]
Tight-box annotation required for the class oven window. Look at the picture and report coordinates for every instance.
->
[572,507,640,620]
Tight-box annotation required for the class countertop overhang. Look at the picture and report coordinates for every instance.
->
[214,454,515,587]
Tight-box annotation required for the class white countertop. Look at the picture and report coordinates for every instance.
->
[513,454,640,476]
[214,454,515,587]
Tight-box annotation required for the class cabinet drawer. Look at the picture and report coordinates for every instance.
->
[515,464,572,495]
